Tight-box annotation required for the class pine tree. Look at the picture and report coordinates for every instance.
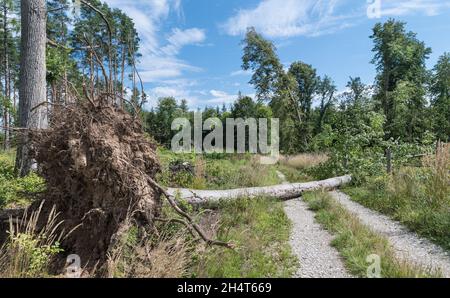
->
[15,0,47,176]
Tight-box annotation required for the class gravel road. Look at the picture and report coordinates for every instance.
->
[284,198,352,278]
[330,191,450,277]
[277,171,351,278]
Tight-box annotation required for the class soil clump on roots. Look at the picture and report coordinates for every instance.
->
[27,99,161,273]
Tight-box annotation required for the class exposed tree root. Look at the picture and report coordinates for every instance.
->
[0,98,232,275]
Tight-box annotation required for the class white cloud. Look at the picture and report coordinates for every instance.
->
[222,0,450,38]
[147,79,202,108]
[207,90,245,105]
[210,90,229,98]
[222,0,353,38]
[162,28,206,56]
[151,86,186,98]
[230,69,251,77]
[377,0,450,17]
[104,0,206,83]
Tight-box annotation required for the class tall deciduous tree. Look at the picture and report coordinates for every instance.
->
[430,52,450,141]
[315,75,337,134]
[288,61,318,149]
[242,27,283,103]
[371,19,431,141]
[15,0,47,176]
[346,77,367,106]
[241,28,308,152]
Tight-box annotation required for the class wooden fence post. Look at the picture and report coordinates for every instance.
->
[386,148,392,174]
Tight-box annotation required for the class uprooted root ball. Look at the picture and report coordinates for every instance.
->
[29,101,161,273]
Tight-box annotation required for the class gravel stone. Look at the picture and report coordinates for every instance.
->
[284,198,353,278]
[277,171,351,278]
[330,191,450,277]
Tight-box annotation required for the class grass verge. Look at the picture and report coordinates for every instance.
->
[343,144,449,251]
[303,191,441,278]
[190,197,298,277]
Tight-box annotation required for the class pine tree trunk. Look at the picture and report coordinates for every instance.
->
[2,0,10,150]
[15,0,47,176]
[120,44,126,108]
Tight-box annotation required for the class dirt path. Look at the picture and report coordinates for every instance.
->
[330,191,450,277]
[277,171,351,278]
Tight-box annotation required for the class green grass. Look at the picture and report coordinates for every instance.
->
[156,149,299,278]
[276,164,313,183]
[157,148,281,189]
[190,197,298,277]
[303,191,441,278]
[343,170,450,251]
[0,150,45,209]
[342,147,450,251]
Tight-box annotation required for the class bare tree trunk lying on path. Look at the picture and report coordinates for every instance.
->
[168,175,352,206]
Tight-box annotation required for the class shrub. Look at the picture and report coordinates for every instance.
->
[0,204,65,278]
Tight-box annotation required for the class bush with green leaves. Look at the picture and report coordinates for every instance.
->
[4,233,63,277]
[308,111,386,184]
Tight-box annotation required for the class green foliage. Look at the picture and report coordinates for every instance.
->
[308,111,387,184]
[371,19,432,141]
[430,53,450,141]
[315,75,337,134]
[287,62,318,150]
[5,233,63,277]
[146,97,191,147]
[242,28,283,101]
[191,197,298,278]
[0,150,45,208]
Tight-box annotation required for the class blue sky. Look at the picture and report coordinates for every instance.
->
[103,0,450,110]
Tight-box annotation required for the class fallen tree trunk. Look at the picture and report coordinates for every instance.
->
[168,175,352,206]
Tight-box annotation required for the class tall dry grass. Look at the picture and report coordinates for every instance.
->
[106,222,190,278]
[0,202,71,277]
[422,142,450,208]
[280,153,329,169]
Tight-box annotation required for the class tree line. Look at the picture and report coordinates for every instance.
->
[147,20,449,156]
[1,1,449,175]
